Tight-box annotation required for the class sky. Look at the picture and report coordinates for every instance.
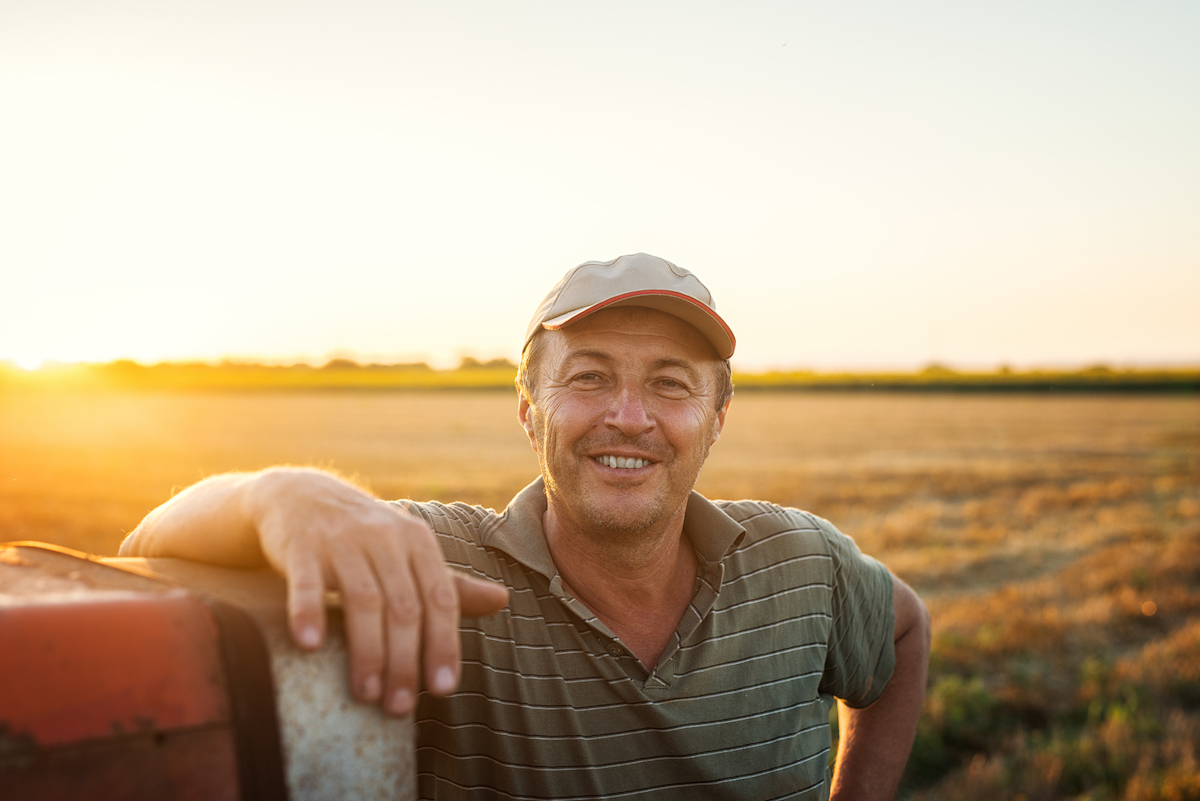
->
[2,1,1198,371]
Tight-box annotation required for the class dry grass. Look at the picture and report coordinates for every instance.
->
[2,388,1198,798]
[0,390,541,552]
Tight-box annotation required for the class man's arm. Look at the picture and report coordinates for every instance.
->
[829,574,931,801]
[119,466,508,715]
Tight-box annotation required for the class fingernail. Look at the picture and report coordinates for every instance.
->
[297,626,320,649]
[389,689,414,715]
[362,674,382,701]
[434,666,456,694]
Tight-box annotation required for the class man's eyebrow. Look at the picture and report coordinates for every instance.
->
[559,351,704,382]
[652,357,702,381]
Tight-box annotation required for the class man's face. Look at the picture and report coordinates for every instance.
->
[518,306,728,541]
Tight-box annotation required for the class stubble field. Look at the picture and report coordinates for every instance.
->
[2,389,1198,799]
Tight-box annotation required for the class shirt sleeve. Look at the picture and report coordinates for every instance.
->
[386,499,510,583]
[812,515,896,708]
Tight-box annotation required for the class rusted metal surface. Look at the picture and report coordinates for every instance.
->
[109,556,416,801]
[2,727,241,801]
[0,544,241,800]
[0,592,229,744]
[1,543,415,800]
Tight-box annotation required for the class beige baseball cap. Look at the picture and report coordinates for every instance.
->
[523,253,735,359]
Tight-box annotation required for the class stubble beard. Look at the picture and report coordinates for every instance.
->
[539,432,709,547]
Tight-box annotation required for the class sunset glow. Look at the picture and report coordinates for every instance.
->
[2,3,1198,371]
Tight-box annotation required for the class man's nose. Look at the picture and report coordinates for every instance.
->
[604,385,655,436]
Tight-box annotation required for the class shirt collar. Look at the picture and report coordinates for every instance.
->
[482,477,747,581]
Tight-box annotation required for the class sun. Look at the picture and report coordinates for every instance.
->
[13,355,45,371]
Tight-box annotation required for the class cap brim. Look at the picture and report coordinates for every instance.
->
[541,290,735,360]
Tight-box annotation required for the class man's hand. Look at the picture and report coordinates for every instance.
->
[120,467,509,715]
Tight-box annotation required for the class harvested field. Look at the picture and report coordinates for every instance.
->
[2,389,1198,798]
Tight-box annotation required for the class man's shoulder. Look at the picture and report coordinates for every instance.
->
[387,499,501,538]
[711,497,828,535]
[708,497,860,558]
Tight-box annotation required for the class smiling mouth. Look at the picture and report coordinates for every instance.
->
[595,455,651,470]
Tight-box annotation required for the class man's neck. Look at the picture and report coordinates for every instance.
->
[543,505,697,669]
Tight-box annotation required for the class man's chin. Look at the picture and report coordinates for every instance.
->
[583,509,661,534]
[546,471,686,537]
[578,488,678,536]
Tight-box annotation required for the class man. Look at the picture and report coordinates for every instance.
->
[121,253,931,800]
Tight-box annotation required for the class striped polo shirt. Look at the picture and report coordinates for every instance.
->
[395,478,895,800]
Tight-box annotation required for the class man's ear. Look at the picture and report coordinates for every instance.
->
[710,399,730,447]
[517,394,538,452]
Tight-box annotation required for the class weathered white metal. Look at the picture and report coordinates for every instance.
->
[107,557,416,801]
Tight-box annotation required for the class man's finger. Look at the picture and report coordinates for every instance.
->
[454,573,509,617]
[409,541,463,701]
[329,549,389,703]
[286,549,328,652]
[367,540,424,716]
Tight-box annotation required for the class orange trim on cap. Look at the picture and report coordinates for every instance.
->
[540,289,736,352]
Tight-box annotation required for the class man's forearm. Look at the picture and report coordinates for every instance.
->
[119,466,509,713]
[118,471,269,566]
[830,578,932,800]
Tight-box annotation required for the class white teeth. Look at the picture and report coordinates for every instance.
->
[598,455,649,469]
